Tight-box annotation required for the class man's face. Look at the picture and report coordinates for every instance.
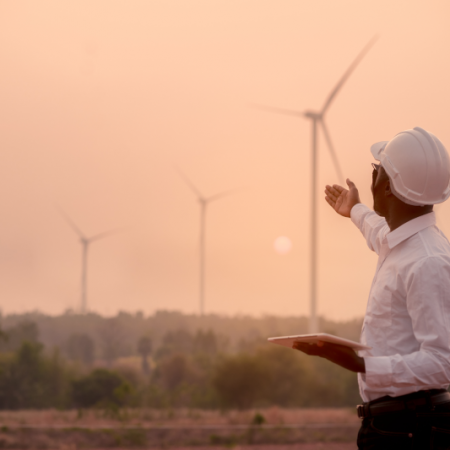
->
[371,164,389,216]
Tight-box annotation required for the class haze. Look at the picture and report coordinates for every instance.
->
[1,1,449,320]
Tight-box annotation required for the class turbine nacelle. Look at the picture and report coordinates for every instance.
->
[304,111,322,120]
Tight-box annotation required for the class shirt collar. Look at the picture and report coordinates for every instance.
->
[386,212,436,249]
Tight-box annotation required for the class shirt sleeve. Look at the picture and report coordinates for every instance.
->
[363,256,450,390]
[350,203,389,255]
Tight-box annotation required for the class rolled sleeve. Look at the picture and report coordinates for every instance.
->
[363,356,393,388]
[350,203,369,228]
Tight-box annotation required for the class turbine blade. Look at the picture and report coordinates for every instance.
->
[55,205,86,239]
[175,166,204,199]
[320,35,379,115]
[251,103,306,118]
[320,120,344,184]
[207,187,245,203]
[88,227,125,242]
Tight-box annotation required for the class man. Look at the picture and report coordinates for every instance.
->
[294,127,450,449]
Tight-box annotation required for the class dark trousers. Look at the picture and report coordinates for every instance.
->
[357,399,450,449]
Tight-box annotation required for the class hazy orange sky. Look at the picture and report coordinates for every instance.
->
[1,1,450,319]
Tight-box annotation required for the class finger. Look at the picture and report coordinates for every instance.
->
[292,342,310,354]
[325,196,336,208]
[330,185,345,197]
[332,184,346,194]
[346,178,356,189]
[293,341,313,351]
[293,342,309,350]
[293,342,322,356]
[325,187,338,202]
[327,192,338,203]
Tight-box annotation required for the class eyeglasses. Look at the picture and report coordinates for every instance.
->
[371,163,381,172]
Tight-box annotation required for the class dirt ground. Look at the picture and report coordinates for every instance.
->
[0,407,359,428]
[0,409,360,449]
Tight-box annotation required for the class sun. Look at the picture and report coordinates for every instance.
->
[274,236,292,255]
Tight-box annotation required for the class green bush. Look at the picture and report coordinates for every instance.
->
[213,353,266,409]
[71,368,133,408]
[0,341,72,409]
[212,345,360,409]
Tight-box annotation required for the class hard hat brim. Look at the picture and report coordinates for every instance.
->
[370,141,388,161]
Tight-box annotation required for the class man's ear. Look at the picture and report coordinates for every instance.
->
[385,180,393,197]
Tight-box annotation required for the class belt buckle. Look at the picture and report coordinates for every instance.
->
[356,404,365,418]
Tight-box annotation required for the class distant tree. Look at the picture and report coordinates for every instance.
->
[213,353,266,409]
[137,336,152,376]
[0,341,70,409]
[99,318,124,366]
[66,333,95,366]
[1,341,44,408]
[0,321,39,352]
[156,354,195,390]
[193,329,217,356]
[155,329,193,360]
[71,368,132,408]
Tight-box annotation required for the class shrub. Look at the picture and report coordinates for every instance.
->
[71,368,133,408]
[0,342,72,409]
[213,353,266,409]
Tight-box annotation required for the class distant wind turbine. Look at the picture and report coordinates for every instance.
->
[176,168,240,316]
[254,36,378,333]
[57,206,123,314]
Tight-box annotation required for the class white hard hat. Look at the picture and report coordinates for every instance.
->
[370,127,450,206]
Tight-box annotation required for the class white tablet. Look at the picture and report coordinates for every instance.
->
[268,333,371,351]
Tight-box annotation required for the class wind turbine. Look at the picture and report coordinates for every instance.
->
[57,207,123,314]
[254,36,378,333]
[177,168,239,316]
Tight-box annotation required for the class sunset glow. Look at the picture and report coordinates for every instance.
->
[274,236,292,255]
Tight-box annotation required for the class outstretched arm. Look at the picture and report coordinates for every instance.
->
[325,179,361,218]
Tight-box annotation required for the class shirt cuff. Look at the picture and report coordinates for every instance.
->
[363,356,393,389]
[350,203,370,229]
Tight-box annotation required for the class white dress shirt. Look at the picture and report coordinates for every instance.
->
[351,203,450,402]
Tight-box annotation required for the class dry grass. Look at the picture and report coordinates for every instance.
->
[0,407,359,428]
[0,409,360,448]
[162,446,356,450]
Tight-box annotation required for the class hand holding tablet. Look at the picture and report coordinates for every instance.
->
[268,333,371,351]
[268,333,369,373]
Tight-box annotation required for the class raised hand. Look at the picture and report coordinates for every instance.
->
[325,179,361,218]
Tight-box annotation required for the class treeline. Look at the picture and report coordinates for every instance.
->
[0,310,362,363]
[0,311,363,410]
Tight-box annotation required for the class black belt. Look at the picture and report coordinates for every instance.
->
[357,390,450,419]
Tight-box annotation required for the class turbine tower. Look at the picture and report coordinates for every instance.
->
[255,36,378,333]
[57,207,122,314]
[177,168,238,316]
